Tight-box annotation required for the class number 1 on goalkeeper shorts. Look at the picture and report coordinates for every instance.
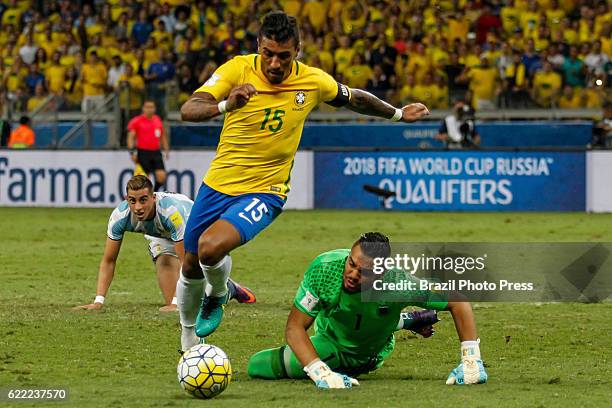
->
[238,198,269,225]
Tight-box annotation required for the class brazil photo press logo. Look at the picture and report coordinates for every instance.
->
[362,243,612,303]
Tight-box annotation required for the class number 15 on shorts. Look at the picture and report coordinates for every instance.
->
[238,198,268,225]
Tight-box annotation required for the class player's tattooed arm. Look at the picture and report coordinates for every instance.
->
[347,88,430,123]
[346,88,396,117]
[180,92,221,122]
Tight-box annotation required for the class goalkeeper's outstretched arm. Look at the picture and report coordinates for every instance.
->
[446,299,478,341]
[444,294,488,385]
[285,306,318,366]
[285,306,359,389]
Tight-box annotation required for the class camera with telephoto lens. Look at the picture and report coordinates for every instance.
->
[457,104,477,147]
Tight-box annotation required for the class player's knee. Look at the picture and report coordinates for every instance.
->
[246,353,263,378]
[155,254,174,267]
[247,349,284,380]
[181,253,203,279]
[197,235,227,266]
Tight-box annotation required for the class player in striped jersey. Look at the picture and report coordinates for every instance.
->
[74,176,254,350]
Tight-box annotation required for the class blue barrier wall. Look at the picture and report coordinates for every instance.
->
[30,121,591,148]
[314,151,585,211]
[170,121,592,148]
[33,122,109,147]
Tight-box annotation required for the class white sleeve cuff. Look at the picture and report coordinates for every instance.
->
[461,339,481,360]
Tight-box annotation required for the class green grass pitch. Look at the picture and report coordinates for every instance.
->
[1,208,611,407]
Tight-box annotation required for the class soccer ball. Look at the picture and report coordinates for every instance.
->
[177,343,232,399]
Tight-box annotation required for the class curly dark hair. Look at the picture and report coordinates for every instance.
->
[259,11,300,47]
[354,232,391,259]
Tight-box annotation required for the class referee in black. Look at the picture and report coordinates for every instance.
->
[127,100,169,191]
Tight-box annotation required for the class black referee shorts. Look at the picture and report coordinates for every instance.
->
[137,149,165,174]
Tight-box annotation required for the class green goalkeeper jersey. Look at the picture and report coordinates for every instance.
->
[293,249,448,358]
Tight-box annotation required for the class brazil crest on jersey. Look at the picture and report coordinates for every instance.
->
[193,54,351,197]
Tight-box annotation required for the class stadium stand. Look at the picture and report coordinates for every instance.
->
[0,0,610,111]
[0,0,609,147]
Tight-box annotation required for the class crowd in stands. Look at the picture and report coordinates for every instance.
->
[0,0,610,117]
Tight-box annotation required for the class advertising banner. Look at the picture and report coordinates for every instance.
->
[314,151,585,211]
[0,151,313,209]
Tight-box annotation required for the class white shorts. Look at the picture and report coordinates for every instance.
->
[145,234,177,262]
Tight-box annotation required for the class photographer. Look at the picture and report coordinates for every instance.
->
[436,100,480,149]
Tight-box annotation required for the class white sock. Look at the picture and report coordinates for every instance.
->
[181,325,199,351]
[396,314,404,331]
[176,270,205,328]
[200,255,232,298]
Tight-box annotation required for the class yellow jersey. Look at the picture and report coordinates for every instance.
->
[500,6,520,33]
[45,64,66,94]
[447,17,469,43]
[412,84,440,108]
[582,88,603,108]
[119,74,145,110]
[343,64,372,89]
[558,92,582,109]
[27,96,47,112]
[546,8,565,30]
[193,54,351,197]
[468,66,498,103]
[602,37,612,59]
[399,84,415,104]
[406,53,431,82]
[302,1,328,31]
[81,63,108,96]
[533,71,561,104]
[334,48,355,76]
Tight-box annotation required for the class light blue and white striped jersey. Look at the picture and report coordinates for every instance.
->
[107,192,193,242]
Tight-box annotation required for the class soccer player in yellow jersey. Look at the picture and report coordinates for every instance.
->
[175,11,430,346]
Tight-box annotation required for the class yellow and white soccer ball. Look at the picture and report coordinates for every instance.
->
[177,344,232,399]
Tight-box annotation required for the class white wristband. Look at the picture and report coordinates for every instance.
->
[304,359,324,373]
[461,339,481,360]
[390,108,402,122]
[94,295,105,304]
[303,359,329,380]
[217,100,227,113]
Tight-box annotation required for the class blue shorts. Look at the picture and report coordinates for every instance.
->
[184,183,285,254]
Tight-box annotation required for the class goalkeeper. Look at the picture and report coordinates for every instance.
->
[247,232,487,388]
